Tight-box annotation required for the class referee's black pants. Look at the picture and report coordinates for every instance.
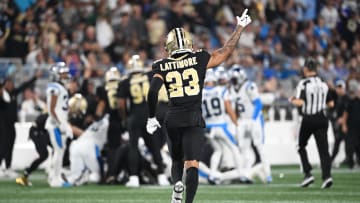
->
[298,113,331,180]
[346,127,360,168]
[330,123,347,163]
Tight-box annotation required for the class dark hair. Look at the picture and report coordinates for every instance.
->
[304,57,318,71]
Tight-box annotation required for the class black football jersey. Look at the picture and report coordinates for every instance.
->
[117,72,151,115]
[152,50,211,127]
[96,85,121,122]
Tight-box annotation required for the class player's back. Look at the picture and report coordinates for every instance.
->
[227,81,259,120]
[202,86,227,125]
[118,72,151,115]
[96,84,121,122]
[46,82,69,122]
[81,115,110,148]
[152,50,211,127]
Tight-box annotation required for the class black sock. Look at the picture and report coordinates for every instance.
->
[185,167,198,203]
[24,169,29,178]
[171,160,184,183]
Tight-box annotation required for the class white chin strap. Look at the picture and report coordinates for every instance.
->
[171,49,192,56]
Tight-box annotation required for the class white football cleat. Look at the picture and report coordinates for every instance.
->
[125,175,140,188]
[158,174,170,186]
[49,177,64,188]
[171,181,184,203]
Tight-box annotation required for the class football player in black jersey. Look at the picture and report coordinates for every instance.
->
[118,55,169,187]
[146,9,252,203]
[95,67,124,183]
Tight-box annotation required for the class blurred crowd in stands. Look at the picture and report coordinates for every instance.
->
[0,0,359,107]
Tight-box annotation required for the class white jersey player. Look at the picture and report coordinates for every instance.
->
[224,67,272,183]
[45,62,73,187]
[66,114,110,186]
[201,69,241,183]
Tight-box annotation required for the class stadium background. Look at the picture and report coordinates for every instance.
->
[0,0,359,202]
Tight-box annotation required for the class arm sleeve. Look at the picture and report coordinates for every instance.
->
[79,79,89,96]
[96,86,106,100]
[152,62,161,75]
[247,82,260,101]
[117,80,128,99]
[295,81,305,100]
[326,88,335,103]
[344,97,351,113]
[147,77,164,118]
[252,98,263,120]
[46,84,60,96]
[197,50,211,68]
[246,83,262,120]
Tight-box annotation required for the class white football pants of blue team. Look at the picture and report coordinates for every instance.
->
[45,119,73,186]
[68,116,109,185]
[206,123,242,178]
[237,117,271,179]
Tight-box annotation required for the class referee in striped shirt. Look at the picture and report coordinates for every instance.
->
[289,57,334,189]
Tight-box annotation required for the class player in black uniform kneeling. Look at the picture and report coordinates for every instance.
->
[146,9,252,203]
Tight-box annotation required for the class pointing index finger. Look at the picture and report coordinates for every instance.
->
[242,8,248,16]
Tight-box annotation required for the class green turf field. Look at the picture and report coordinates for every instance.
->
[0,166,359,203]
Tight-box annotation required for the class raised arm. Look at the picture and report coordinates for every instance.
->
[206,9,252,69]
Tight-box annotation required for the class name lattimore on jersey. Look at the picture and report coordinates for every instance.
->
[160,57,198,71]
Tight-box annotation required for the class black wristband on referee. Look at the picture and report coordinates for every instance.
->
[148,77,163,118]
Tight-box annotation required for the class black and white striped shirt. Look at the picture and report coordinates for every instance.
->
[295,76,330,115]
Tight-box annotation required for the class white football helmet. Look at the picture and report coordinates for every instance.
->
[105,67,121,91]
[49,62,71,84]
[214,66,228,85]
[105,67,121,83]
[126,55,144,73]
[204,69,217,84]
[165,27,193,56]
[230,65,247,87]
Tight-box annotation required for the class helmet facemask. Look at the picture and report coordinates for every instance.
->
[230,68,247,90]
[59,70,71,85]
